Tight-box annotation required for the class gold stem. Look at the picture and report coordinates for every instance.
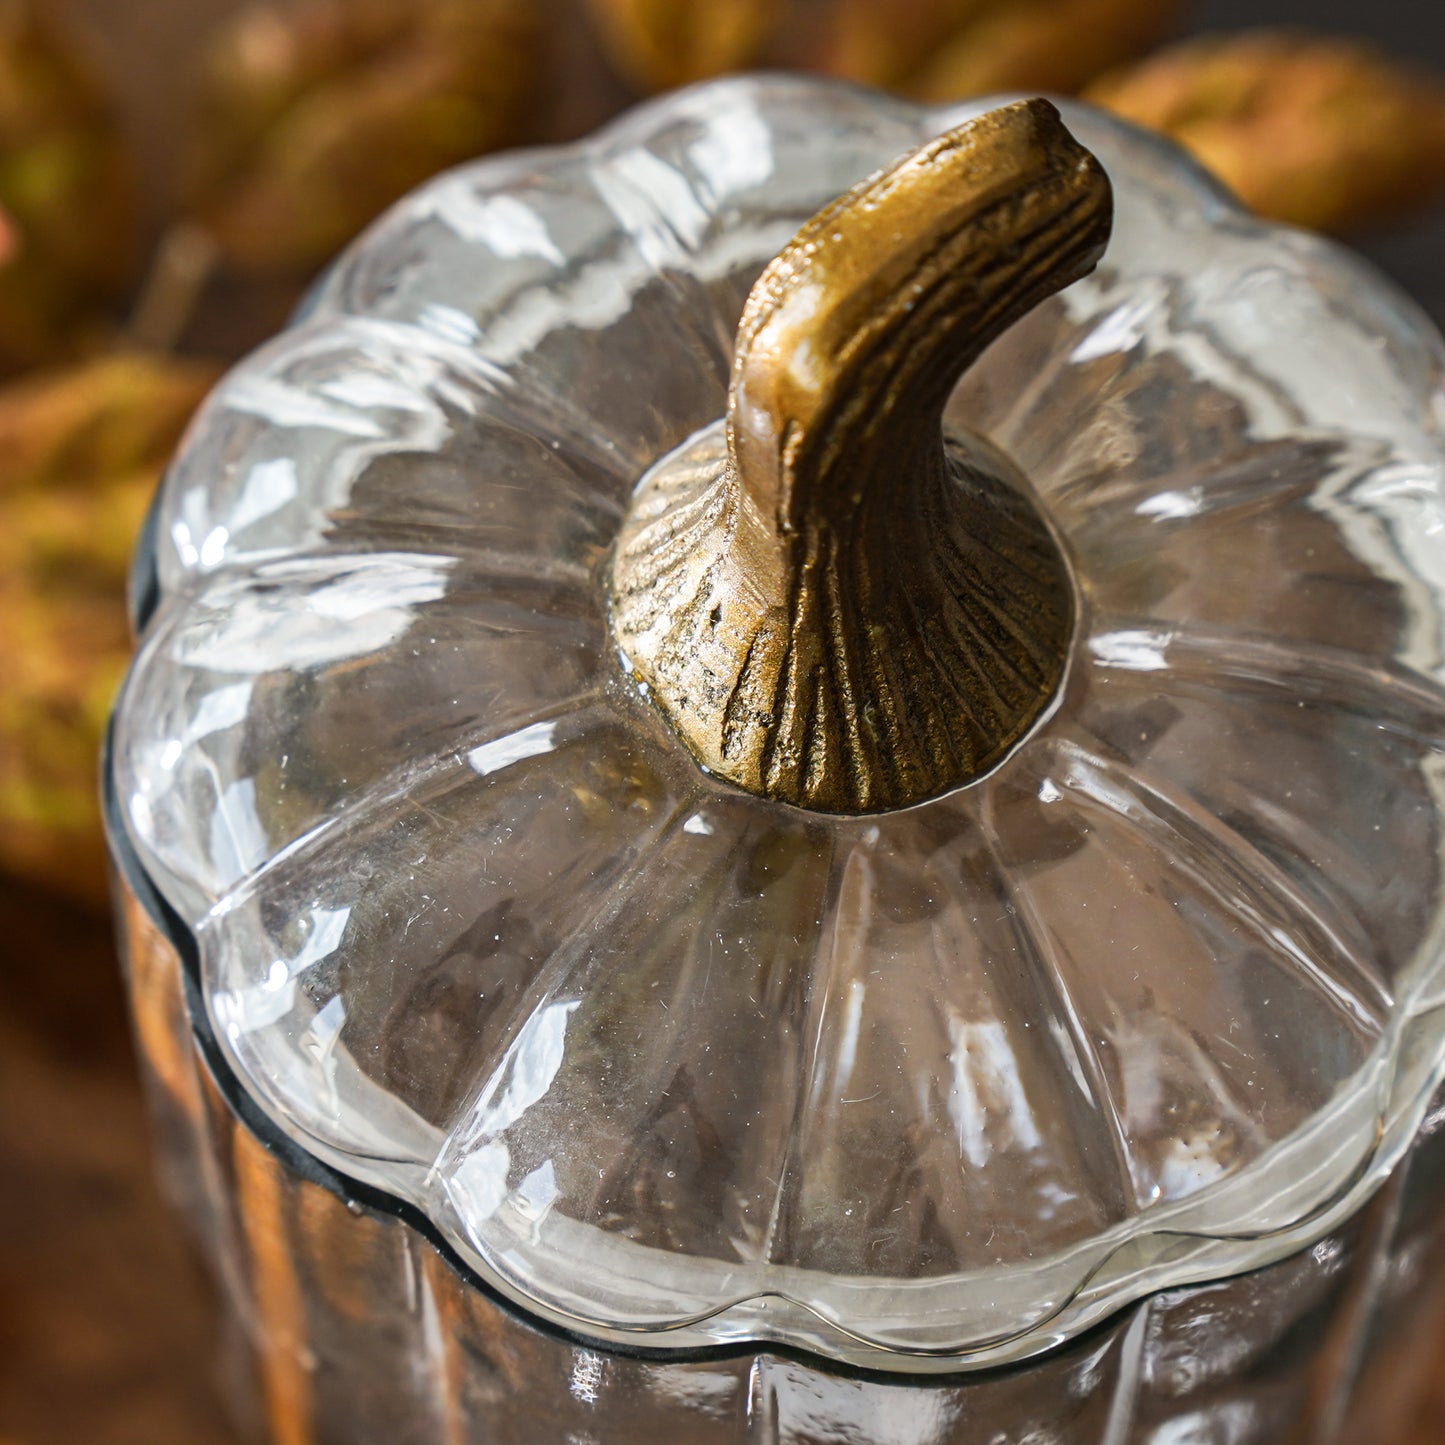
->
[610,99,1112,813]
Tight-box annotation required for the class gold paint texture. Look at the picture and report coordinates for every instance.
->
[610,99,1112,813]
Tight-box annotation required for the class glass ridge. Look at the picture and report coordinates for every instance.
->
[112,75,1445,1368]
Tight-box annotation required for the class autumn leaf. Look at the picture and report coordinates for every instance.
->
[1086,30,1445,233]
[0,353,218,904]
[0,0,137,371]
[186,0,543,276]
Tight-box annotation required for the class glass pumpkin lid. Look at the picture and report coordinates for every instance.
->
[112,75,1445,1370]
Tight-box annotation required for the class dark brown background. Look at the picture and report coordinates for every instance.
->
[2,2,1444,1442]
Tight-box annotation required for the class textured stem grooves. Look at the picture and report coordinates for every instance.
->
[610,99,1112,812]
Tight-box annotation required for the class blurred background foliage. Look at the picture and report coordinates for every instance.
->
[5,0,1445,907]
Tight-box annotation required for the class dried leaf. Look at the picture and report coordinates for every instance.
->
[187,0,543,275]
[0,353,218,904]
[0,0,137,371]
[1086,30,1445,233]
[585,0,780,92]
[910,0,1178,101]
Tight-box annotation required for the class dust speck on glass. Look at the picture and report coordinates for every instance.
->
[112,75,1445,1369]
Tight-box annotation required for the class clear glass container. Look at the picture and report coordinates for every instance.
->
[109,74,1445,1438]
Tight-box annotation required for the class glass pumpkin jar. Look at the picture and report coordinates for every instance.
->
[107,75,1445,1442]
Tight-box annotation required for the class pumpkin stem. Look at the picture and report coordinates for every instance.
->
[609,98,1113,813]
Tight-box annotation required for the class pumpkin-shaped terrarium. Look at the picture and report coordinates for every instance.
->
[110,74,1445,1433]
